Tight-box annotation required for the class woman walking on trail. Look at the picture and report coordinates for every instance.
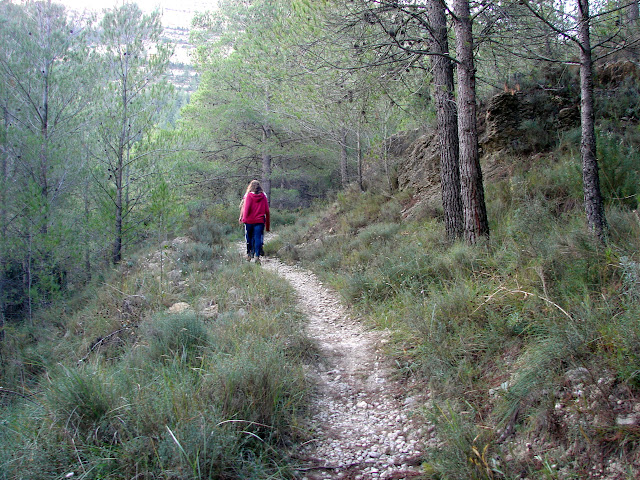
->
[239,180,270,264]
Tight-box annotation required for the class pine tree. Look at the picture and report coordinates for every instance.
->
[95,3,174,264]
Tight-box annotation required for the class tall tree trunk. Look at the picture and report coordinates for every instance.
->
[356,120,363,191]
[452,0,489,244]
[0,101,7,341]
[113,71,129,265]
[39,61,50,237]
[578,0,607,242]
[113,156,123,264]
[262,126,272,200]
[340,127,348,188]
[24,230,33,325]
[427,0,463,241]
[84,174,91,281]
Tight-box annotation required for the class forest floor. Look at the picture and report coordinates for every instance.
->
[254,245,435,480]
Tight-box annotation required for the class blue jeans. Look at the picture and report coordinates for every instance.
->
[244,223,265,258]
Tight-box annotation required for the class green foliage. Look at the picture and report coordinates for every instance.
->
[188,217,229,248]
[46,366,118,442]
[425,402,495,480]
[596,77,640,123]
[597,131,640,209]
[143,312,210,363]
[274,138,640,477]
[205,339,306,436]
[0,234,308,478]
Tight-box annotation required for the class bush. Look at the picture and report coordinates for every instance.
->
[204,340,307,441]
[597,131,640,209]
[188,217,230,247]
[143,312,210,364]
[45,366,118,443]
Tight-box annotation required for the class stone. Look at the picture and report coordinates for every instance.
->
[565,367,590,385]
[168,302,192,314]
[201,304,219,319]
[616,414,639,426]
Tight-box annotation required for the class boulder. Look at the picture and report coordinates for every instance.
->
[168,302,193,314]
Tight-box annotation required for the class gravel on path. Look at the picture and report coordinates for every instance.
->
[261,256,434,480]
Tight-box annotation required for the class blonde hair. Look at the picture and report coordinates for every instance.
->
[240,180,263,211]
[247,180,263,194]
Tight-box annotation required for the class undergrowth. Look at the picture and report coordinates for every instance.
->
[274,150,640,478]
[0,203,310,479]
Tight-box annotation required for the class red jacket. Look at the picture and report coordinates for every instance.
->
[242,192,270,230]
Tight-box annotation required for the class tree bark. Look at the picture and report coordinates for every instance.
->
[340,126,348,188]
[452,0,489,244]
[578,0,607,242]
[113,156,123,264]
[427,0,463,241]
[627,0,639,24]
[113,54,129,265]
[356,121,363,191]
[262,126,272,200]
[39,57,50,237]
[0,100,7,341]
[84,174,91,281]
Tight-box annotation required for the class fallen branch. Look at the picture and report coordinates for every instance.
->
[0,387,42,406]
[473,286,573,321]
[77,328,128,365]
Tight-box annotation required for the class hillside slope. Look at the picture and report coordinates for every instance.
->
[270,65,640,479]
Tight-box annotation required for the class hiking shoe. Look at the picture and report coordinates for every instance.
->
[255,257,261,265]
[246,254,253,261]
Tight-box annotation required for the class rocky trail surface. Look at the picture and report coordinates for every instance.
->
[259,254,435,479]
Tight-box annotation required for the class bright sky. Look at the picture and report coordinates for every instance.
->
[57,0,217,29]
[59,0,200,13]
[59,0,166,13]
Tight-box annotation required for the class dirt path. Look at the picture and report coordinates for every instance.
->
[260,255,434,480]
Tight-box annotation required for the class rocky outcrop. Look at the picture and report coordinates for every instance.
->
[598,60,640,87]
[396,130,440,197]
[380,84,583,217]
[481,89,578,154]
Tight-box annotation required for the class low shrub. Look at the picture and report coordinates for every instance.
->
[143,312,210,364]
[46,366,119,443]
[424,402,493,480]
[205,339,307,441]
[0,237,309,479]
[274,165,640,477]
[188,217,229,247]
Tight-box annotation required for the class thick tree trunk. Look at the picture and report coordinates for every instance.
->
[262,125,272,200]
[340,127,348,188]
[427,0,463,241]
[452,0,489,244]
[578,0,607,242]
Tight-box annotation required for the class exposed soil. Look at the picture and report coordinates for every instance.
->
[258,254,435,480]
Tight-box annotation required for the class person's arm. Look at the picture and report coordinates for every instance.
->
[240,195,251,224]
[238,197,245,225]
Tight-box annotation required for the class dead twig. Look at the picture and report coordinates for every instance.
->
[473,286,573,321]
[0,387,42,406]
[77,328,128,365]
